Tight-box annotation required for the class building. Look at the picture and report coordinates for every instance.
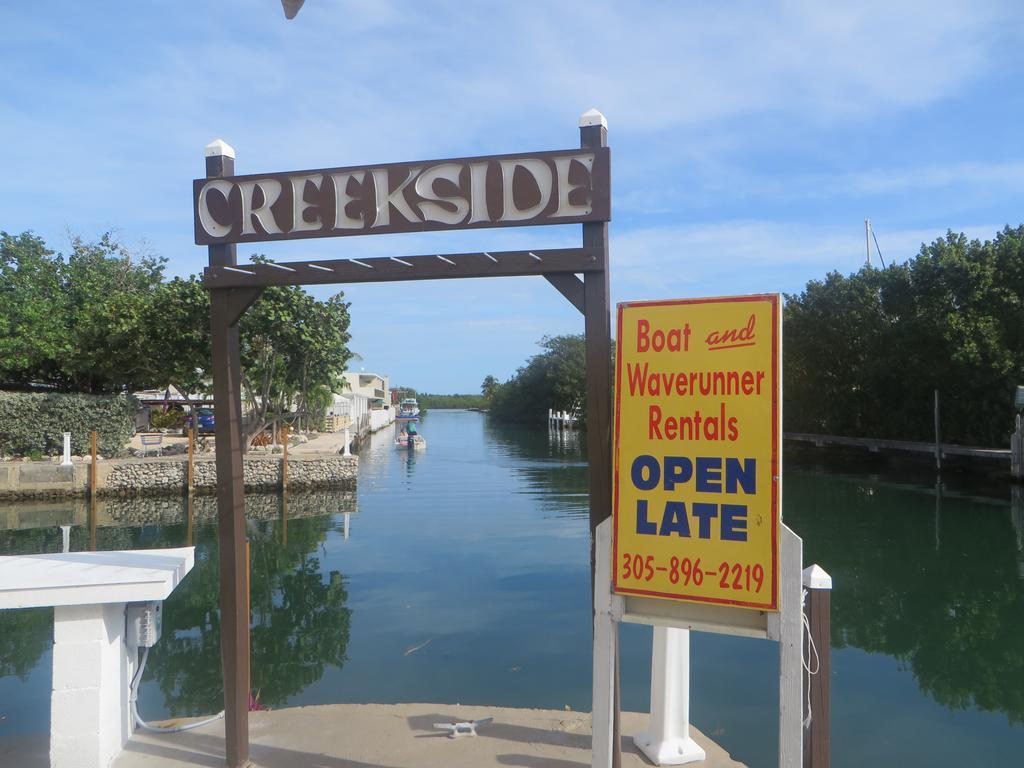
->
[325,372,393,433]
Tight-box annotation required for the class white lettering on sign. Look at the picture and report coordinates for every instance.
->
[371,166,422,228]
[415,163,469,225]
[291,174,323,233]
[197,179,233,238]
[331,171,366,230]
[238,179,283,236]
[498,158,552,222]
[193,148,608,244]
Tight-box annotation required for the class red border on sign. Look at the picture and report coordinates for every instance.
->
[611,294,780,611]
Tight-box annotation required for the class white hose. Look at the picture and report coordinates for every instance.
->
[130,647,225,733]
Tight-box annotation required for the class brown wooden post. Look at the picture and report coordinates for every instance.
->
[206,139,251,768]
[88,493,98,552]
[281,424,289,490]
[803,565,832,768]
[280,491,289,547]
[246,538,252,660]
[580,109,619,768]
[188,427,195,491]
[1011,413,1022,481]
[89,431,98,497]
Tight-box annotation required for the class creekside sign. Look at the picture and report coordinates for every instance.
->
[612,294,781,611]
[194,147,610,245]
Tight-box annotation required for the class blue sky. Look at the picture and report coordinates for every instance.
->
[3,1,1023,393]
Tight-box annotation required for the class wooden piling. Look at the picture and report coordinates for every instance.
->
[186,492,194,547]
[803,565,832,768]
[188,427,195,491]
[88,494,97,552]
[281,425,289,490]
[934,389,942,472]
[89,431,98,497]
[1012,414,1022,482]
[244,540,250,626]
[280,491,289,547]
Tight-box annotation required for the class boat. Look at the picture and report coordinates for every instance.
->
[398,397,420,418]
[395,433,427,450]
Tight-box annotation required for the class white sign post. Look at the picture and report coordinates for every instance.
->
[594,294,804,768]
[633,627,705,764]
[592,518,804,768]
[61,432,73,466]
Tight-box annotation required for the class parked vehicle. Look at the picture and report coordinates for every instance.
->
[185,408,215,433]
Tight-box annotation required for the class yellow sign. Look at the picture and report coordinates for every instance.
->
[612,295,780,610]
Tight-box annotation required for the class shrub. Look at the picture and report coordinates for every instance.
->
[0,391,139,458]
[149,409,185,430]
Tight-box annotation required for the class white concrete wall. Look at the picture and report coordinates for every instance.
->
[51,602,133,768]
[369,407,394,432]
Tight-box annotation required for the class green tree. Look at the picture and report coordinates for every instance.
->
[481,375,499,401]
[0,233,353,447]
[240,284,352,443]
[0,232,68,387]
[489,335,588,424]
[61,233,167,393]
[784,226,1024,445]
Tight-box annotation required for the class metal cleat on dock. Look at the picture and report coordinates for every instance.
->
[432,717,493,738]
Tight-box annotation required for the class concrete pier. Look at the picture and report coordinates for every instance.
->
[100,703,745,768]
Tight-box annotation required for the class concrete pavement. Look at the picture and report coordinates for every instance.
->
[106,703,745,768]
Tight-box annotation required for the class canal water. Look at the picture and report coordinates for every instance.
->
[1,409,1022,767]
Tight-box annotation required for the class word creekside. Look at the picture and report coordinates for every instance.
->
[194,148,611,245]
[612,295,780,611]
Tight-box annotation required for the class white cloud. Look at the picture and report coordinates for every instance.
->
[609,220,1001,301]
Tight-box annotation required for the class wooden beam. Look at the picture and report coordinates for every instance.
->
[203,247,602,289]
[225,286,264,327]
[205,140,250,768]
[581,112,619,768]
[211,288,251,768]
[544,273,586,314]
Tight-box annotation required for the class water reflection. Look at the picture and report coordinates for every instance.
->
[484,419,590,520]
[2,413,1024,764]
[785,468,1024,724]
[144,512,351,715]
[0,493,352,720]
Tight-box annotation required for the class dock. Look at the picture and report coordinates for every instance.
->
[3,703,746,768]
[119,703,744,768]
[785,431,1011,462]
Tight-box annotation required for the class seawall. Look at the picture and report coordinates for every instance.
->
[0,454,357,500]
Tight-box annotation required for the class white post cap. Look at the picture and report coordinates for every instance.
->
[204,139,236,159]
[802,563,833,590]
[579,108,608,128]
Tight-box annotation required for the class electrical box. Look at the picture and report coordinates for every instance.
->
[126,602,162,648]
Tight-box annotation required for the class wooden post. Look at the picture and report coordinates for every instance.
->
[280,491,289,547]
[88,430,98,550]
[1011,414,1022,481]
[88,494,97,552]
[580,109,618,768]
[186,493,194,547]
[89,430,98,497]
[206,138,251,768]
[187,427,195,491]
[281,424,289,491]
[246,538,251,657]
[802,565,832,768]
[934,389,942,472]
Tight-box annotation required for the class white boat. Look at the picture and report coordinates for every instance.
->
[395,434,427,450]
[398,397,420,418]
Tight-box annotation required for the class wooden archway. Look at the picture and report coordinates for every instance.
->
[198,112,614,767]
